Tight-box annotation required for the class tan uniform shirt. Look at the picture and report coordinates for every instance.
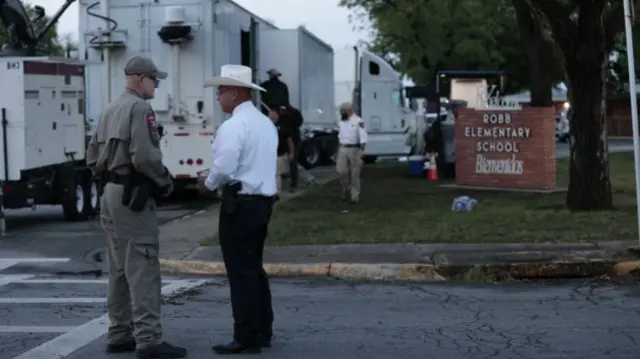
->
[338,114,368,146]
[86,89,171,187]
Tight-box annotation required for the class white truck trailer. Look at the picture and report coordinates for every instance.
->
[335,46,413,163]
[78,0,278,188]
[0,0,100,222]
[259,26,337,168]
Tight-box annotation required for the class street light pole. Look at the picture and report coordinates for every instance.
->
[623,0,640,244]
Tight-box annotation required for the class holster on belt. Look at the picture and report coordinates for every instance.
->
[221,182,242,214]
[97,171,107,197]
[121,167,163,212]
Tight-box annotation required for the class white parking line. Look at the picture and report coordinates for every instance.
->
[0,297,106,304]
[0,258,70,272]
[0,275,32,287]
[0,326,75,333]
[12,279,208,359]
[0,259,21,271]
[14,279,108,284]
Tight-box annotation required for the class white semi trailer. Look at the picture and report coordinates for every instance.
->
[259,26,337,168]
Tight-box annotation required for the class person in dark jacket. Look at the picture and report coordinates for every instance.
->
[260,69,290,112]
[278,105,303,192]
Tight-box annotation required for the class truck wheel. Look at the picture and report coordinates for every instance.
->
[362,156,378,164]
[85,179,100,217]
[62,173,89,221]
[299,139,321,169]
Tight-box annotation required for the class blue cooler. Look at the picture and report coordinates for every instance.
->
[408,155,425,176]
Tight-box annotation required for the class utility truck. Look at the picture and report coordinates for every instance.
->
[79,0,278,188]
[0,0,99,221]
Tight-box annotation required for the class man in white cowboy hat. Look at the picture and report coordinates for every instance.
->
[199,64,278,355]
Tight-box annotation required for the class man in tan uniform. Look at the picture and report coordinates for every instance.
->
[337,102,368,203]
[86,56,186,359]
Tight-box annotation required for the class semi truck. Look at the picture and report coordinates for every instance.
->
[0,0,100,221]
[334,47,413,164]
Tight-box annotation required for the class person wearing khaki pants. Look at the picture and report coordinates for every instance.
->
[337,102,368,203]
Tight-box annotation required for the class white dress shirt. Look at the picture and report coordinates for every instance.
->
[205,101,278,196]
[338,114,368,145]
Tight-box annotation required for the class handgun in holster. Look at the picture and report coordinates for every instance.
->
[122,167,161,212]
[221,182,242,214]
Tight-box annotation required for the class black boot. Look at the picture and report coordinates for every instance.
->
[212,340,262,354]
[136,342,187,359]
[105,339,136,353]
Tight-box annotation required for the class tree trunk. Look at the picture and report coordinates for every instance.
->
[565,50,612,210]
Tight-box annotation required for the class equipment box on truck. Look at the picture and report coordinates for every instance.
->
[0,58,99,220]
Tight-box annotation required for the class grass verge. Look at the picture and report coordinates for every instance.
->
[201,152,637,246]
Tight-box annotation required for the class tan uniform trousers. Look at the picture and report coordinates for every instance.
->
[276,154,289,193]
[336,146,362,200]
[100,182,162,349]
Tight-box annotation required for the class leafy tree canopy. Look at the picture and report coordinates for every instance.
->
[340,0,564,93]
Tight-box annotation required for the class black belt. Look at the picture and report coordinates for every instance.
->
[341,144,360,148]
[236,194,275,201]
[106,172,129,185]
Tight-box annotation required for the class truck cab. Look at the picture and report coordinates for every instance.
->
[334,46,411,163]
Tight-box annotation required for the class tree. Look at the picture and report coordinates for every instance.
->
[0,4,63,55]
[511,0,562,106]
[340,0,564,95]
[523,0,636,210]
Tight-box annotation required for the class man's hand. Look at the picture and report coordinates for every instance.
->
[197,175,217,196]
[268,110,279,122]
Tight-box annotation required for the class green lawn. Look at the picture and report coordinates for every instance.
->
[202,152,638,245]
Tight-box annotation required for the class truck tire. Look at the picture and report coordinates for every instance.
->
[61,173,90,221]
[320,136,338,165]
[362,156,378,164]
[86,179,101,218]
[299,139,321,169]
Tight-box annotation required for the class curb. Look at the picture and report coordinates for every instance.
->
[159,259,446,281]
[160,259,640,282]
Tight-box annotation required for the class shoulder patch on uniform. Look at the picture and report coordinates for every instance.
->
[359,121,365,128]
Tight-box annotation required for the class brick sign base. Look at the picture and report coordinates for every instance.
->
[454,107,556,190]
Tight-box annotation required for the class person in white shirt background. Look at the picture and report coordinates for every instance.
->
[198,64,278,355]
[337,102,368,203]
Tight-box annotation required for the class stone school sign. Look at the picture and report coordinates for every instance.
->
[454,107,556,190]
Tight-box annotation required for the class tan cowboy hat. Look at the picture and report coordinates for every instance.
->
[204,64,266,92]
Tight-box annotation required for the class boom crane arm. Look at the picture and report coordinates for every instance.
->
[0,0,76,55]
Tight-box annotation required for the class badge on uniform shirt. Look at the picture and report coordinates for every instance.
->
[359,122,365,128]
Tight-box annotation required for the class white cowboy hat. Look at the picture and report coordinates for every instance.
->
[204,64,266,92]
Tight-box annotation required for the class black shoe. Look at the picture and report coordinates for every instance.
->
[136,342,187,359]
[261,335,273,348]
[212,340,262,354]
[105,339,136,353]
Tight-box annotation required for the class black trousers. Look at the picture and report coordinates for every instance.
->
[218,196,274,346]
[289,143,299,189]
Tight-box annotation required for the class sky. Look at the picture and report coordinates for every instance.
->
[39,0,371,50]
